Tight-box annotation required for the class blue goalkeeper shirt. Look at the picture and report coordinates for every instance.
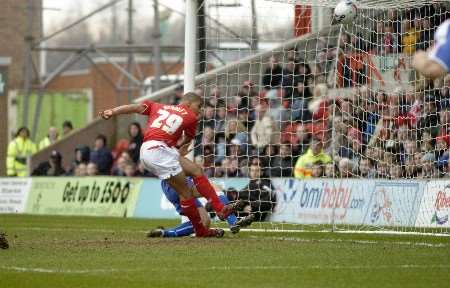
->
[429,19,450,72]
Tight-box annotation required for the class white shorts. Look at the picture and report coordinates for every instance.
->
[140,140,183,180]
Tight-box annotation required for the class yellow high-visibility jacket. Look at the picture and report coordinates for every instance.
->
[294,148,332,179]
[39,136,59,151]
[6,137,37,177]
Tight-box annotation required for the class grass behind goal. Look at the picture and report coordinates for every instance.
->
[1,214,449,288]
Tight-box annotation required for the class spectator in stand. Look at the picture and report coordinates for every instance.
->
[420,152,438,178]
[401,139,418,165]
[217,157,241,177]
[251,104,277,151]
[135,162,153,177]
[340,127,363,164]
[338,157,355,178]
[363,94,381,144]
[401,19,419,55]
[227,138,247,165]
[285,124,310,159]
[419,129,433,151]
[436,134,449,156]
[267,89,289,128]
[170,84,184,105]
[237,164,276,221]
[290,81,312,122]
[62,121,73,137]
[370,21,387,54]
[262,56,284,90]
[359,158,377,178]
[86,162,98,176]
[127,122,143,164]
[74,163,87,176]
[324,163,336,177]
[416,18,433,51]
[206,86,224,107]
[269,144,294,177]
[201,105,216,129]
[294,138,332,179]
[124,162,137,177]
[260,144,277,176]
[215,106,227,136]
[311,162,323,178]
[282,58,312,101]
[404,156,418,178]
[67,145,90,175]
[195,126,215,157]
[238,80,258,113]
[32,150,66,176]
[89,134,113,175]
[202,145,216,178]
[390,165,403,179]
[377,162,390,178]
[111,152,131,176]
[225,118,248,146]
[39,127,59,150]
[439,108,450,136]
[6,127,37,177]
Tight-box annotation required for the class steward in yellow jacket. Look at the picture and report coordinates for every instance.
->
[294,138,332,179]
[6,127,37,177]
[38,127,59,150]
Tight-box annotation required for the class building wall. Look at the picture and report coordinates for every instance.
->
[31,61,184,171]
[0,0,42,176]
[47,62,184,119]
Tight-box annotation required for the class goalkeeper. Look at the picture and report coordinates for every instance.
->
[413,19,450,79]
[147,177,254,237]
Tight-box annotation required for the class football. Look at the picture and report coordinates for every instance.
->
[332,0,358,25]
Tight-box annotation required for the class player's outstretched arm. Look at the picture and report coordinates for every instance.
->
[99,104,145,120]
[412,50,447,80]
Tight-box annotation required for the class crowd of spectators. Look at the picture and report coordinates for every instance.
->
[7,4,450,182]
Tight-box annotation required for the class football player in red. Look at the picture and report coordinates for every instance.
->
[100,92,240,237]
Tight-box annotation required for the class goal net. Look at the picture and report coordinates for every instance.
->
[188,0,450,235]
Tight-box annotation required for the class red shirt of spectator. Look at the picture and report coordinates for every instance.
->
[140,100,198,147]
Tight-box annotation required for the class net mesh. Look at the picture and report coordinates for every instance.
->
[183,0,450,234]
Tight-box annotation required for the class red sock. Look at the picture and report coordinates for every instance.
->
[180,198,208,236]
[193,175,225,213]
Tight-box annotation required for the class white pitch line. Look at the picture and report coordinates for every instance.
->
[13,227,145,234]
[2,264,450,274]
[233,228,450,237]
[248,236,450,248]
[0,266,138,274]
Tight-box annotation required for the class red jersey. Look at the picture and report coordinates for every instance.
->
[140,100,198,147]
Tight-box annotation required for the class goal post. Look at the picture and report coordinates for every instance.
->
[183,0,450,235]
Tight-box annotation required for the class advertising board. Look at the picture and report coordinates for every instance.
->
[415,181,450,228]
[25,177,142,217]
[270,179,422,227]
[0,178,32,213]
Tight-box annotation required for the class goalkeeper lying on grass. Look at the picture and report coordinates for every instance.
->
[147,177,255,237]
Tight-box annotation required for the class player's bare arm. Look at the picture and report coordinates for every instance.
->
[412,49,447,80]
[99,104,145,120]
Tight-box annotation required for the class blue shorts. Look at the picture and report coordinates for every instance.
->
[161,177,202,215]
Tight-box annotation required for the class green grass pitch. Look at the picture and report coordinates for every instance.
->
[0,214,449,288]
